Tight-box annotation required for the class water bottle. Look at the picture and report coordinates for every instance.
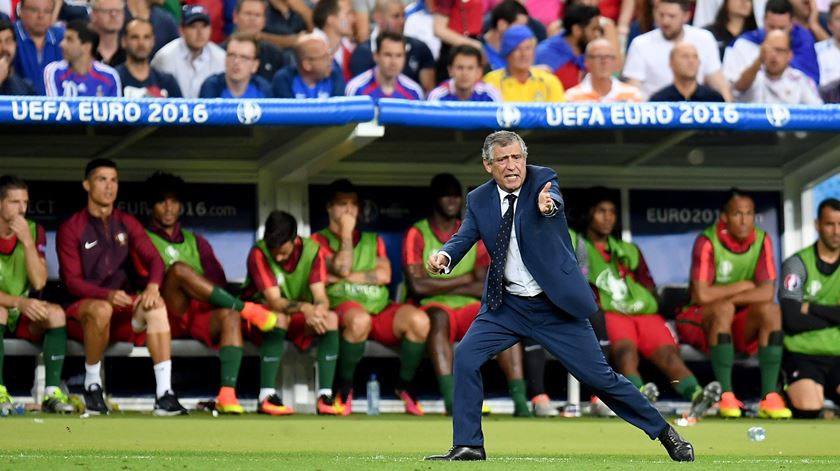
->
[366,374,380,416]
[747,426,766,442]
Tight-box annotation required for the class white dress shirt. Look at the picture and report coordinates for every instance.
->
[150,38,226,98]
[495,186,543,296]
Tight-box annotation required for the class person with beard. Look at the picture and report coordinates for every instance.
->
[89,0,126,66]
[199,32,272,97]
[779,198,840,419]
[116,18,182,98]
[44,19,121,97]
[402,174,531,417]
[535,3,602,91]
[623,0,732,100]
[0,17,35,95]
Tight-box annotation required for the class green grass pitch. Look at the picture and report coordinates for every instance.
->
[1,414,838,469]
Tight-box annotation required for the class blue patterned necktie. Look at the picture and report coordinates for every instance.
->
[486,193,517,310]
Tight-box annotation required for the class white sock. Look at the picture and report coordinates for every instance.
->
[259,388,276,402]
[84,362,102,389]
[44,386,60,397]
[153,360,172,399]
[318,388,331,398]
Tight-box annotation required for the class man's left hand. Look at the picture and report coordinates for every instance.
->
[139,283,163,310]
[538,182,556,215]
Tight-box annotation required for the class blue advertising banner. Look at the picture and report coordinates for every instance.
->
[25,181,256,282]
[629,190,782,286]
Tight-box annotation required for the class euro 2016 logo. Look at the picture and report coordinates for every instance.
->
[766,105,790,128]
[237,101,262,125]
[496,104,521,129]
[717,260,734,283]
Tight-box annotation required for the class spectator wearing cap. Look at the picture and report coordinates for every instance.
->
[151,4,226,98]
[90,0,126,66]
[0,17,36,95]
[272,33,344,98]
[649,41,725,101]
[200,32,272,97]
[482,0,530,71]
[13,0,64,95]
[126,0,179,56]
[483,24,565,102]
[535,3,603,91]
[565,38,643,102]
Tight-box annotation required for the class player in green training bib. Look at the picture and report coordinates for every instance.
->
[583,189,720,421]
[403,174,530,416]
[143,172,277,415]
[242,211,342,416]
[676,190,790,419]
[779,198,840,418]
[0,175,73,414]
[312,179,430,416]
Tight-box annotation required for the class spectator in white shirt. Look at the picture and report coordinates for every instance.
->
[816,0,840,85]
[737,28,823,103]
[623,0,732,100]
[150,5,225,98]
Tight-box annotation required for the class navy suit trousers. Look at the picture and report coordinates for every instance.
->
[452,292,669,447]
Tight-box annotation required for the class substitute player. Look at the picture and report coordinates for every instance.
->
[0,175,73,413]
[403,174,530,416]
[676,190,791,419]
[583,189,720,418]
[312,179,429,415]
[57,159,186,416]
[242,210,342,415]
[779,198,840,418]
[143,172,277,414]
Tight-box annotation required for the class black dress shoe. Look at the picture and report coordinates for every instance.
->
[658,425,695,462]
[424,446,487,461]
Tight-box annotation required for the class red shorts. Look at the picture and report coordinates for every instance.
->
[676,305,758,354]
[244,310,315,352]
[336,301,408,346]
[66,297,145,346]
[12,314,45,342]
[605,311,677,359]
[421,302,481,343]
[170,300,217,348]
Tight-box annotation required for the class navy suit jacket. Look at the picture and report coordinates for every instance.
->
[440,165,598,319]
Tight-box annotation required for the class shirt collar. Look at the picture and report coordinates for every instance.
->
[496,185,522,203]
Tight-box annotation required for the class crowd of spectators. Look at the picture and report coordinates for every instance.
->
[0,0,837,102]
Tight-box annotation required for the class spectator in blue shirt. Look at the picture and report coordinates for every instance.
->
[199,32,272,98]
[126,0,180,56]
[0,17,36,95]
[273,33,344,98]
[13,0,64,95]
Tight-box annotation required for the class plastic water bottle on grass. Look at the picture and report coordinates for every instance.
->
[747,426,766,442]
[367,374,380,416]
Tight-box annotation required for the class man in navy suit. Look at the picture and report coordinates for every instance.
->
[424,131,694,462]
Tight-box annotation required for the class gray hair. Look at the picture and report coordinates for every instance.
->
[481,130,528,163]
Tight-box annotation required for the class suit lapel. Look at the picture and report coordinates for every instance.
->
[514,172,534,245]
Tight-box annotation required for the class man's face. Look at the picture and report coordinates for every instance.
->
[0,189,28,224]
[84,167,119,208]
[91,0,125,35]
[123,21,154,62]
[226,39,259,82]
[816,206,840,251]
[234,0,266,35]
[435,194,462,219]
[375,2,405,33]
[375,38,405,80]
[60,30,87,64]
[721,196,755,242]
[182,21,211,51]
[327,192,359,224]
[507,38,535,75]
[0,29,16,63]
[764,12,793,34]
[20,0,54,37]
[729,0,754,18]
[581,17,603,49]
[152,196,181,229]
[448,53,482,92]
[762,32,792,76]
[671,44,700,80]
[299,39,332,79]
[827,6,840,40]
[584,41,616,80]
[483,141,527,192]
[588,201,616,237]
[333,0,354,37]
[655,2,688,40]
[269,240,295,263]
